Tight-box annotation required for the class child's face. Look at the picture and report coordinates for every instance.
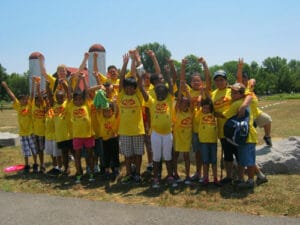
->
[20,96,29,106]
[108,68,118,80]
[155,87,168,101]
[124,86,136,95]
[73,95,84,107]
[56,92,66,104]
[105,85,114,98]
[191,76,202,90]
[143,73,151,86]
[214,76,227,90]
[57,67,67,80]
[202,104,211,114]
[231,90,244,101]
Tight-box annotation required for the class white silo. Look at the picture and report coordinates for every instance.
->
[29,52,45,94]
[88,44,106,87]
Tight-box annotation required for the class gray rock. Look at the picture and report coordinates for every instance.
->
[0,132,20,147]
[256,136,300,174]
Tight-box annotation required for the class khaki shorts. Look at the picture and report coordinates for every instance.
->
[255,112,272,127]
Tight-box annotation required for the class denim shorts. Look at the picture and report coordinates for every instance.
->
[200,143,217,164]
[237,143,256,167]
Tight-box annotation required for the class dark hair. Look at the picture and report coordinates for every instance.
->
[201,98,214,113]
[150,73,160,85]
[107,65,117,71]
[123,77,137,89]
[242,71,249,79]
[73,90,86,99]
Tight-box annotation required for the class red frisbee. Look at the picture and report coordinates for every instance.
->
[4,164,25,173]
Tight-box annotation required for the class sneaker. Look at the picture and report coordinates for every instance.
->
[47,168,61,176]
[94,165,100,173]
[190,173,200,181]
[75,174,82,184]
[256,176,268,185]
[263,136,272,146]
[86,166,91,175]
[184,177,191,185]
[237,180,254,189]
[39,166,46,174]
[220,177,233,184]
[167,176,178,188]
[23,165,30,174]
[69,155,75,161]
[104,172,110,180]
[133,174,142,183]
[202,177,209,186]
[198,177,204,183]
[146,164,153,173]
[121,175,132,184]
[173,174,183,183]
[32,164,39,173]
[213,178,221,187]
[89,174,95,182]
[152,178,160,189]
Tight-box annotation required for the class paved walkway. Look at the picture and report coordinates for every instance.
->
[0,191,298,225]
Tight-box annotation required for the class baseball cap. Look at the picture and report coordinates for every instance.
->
[213,70,227,80]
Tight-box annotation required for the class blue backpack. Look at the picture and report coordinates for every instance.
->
[223,108,250,146]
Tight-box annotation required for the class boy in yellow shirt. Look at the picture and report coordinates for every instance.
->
[1,81,38,173]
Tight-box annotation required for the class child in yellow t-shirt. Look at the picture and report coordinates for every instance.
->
[69,75,95,183]
[1,81,38,173]
[118,53,145,183]
[31,77,46,173]
[222,83,257,189]
[98,101,120,179]
[198,98,219,186]
[173,80,193,185]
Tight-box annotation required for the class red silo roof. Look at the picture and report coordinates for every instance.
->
[89,44,105,52]
[29,52,44,60]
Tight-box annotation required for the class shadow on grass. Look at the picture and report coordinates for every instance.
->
[2,170,253,200]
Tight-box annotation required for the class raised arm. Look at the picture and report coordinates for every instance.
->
[163,64,173,96]
[199,57,211,92]
[45,80,54,107]
[129,50,137,79]
[38,54,48,80]
[119,53,129,92]
[1,81,17,102]
[167,58,177,84]
[30,76,36,101]
[236,58,244,83]
[147,50,161,75]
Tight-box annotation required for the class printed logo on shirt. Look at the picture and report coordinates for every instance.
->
[121,99,136,107]
[73,108,87,118]
[54,106,65,116]
[34,109,45,119]
[21,108,30,116]
[202,115,216,125]
[181,117,192,127]
[214,97,230,109]
[155,103,168,113]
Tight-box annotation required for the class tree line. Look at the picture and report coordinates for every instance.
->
[1,42,300,101]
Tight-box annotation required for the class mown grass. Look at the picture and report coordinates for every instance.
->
[0,99,299,217]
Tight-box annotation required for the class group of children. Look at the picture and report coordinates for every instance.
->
[1,50,271,189]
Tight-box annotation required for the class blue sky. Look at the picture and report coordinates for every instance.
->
[0,0,299,74]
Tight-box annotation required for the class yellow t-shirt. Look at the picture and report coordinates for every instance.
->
[198,111,218,143]
[223,99,257,144]
[98,112,120,141]
[145,93,174,135]
[118,89,145,136]
[211,88,232,138]
[45,107,55,140]
[53,100,72,142]
[69,100,93,138]
[173,110,193,152]
[13,100,33,136]
[32,101,46,136]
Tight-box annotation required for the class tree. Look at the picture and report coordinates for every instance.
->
[0,64,9,101]
[136,42,171,74]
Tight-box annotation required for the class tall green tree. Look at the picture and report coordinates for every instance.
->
[136,42,171,74]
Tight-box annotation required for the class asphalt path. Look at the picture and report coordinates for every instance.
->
[0,191,298,225]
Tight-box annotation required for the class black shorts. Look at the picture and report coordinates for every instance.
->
[57,139,73,150]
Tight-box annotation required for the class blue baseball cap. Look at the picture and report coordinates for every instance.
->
[213,70,227,80]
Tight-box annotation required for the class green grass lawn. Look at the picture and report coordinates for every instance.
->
[0,99,299,217]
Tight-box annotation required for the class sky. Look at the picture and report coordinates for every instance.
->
[0,0,299,75]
